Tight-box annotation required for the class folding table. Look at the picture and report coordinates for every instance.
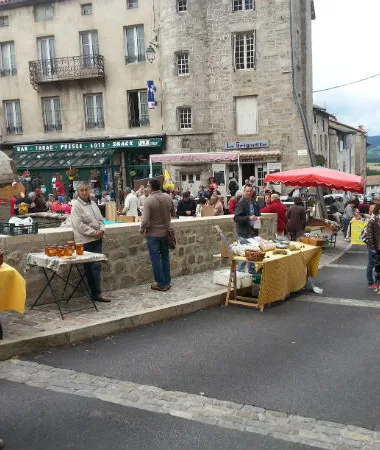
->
[26,251,108,319]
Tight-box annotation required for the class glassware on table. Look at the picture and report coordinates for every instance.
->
[64,245,73,257]
[75,243,84,255]
[57,246,65,257]
[46,245,57,257]
[67,241,75,252]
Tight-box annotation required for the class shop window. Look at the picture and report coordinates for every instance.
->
[4,99,22,134]
[181,174,187,182]
[125,25,145,63]
[128,90,150,127]
[42,97,62,132]
[236,95,257,135]
[84,93,104,129]
[0,41,17,76]
[81,3,93,15]
[34,4,54,22]
[233,31,256,70]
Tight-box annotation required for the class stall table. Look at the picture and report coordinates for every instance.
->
[26,251,108,319]
[0,263,26,339]
[221,243,321,312]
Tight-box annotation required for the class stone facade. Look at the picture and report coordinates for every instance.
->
[0,0,315,195]
[0,214,277,305]
[158,0,314,192]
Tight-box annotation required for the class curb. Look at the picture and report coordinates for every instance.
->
[0,290,226,361]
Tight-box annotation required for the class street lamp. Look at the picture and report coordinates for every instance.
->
[145,45,156,63]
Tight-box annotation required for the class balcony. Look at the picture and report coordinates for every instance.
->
[28,55,105,90]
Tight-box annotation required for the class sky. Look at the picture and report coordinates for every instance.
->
[312,0,380,136]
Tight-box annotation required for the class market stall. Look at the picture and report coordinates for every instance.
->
[220,242,321,312]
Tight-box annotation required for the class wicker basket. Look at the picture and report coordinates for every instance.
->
[245,249,265,262]
[299,236,310,244]
[308,237,326,247]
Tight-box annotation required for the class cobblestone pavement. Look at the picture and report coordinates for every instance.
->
[1,358,379,450]
[0,236,351,358]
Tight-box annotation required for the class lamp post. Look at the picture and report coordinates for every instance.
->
[145,45,156,63]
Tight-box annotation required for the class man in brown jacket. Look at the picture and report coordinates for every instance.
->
[140,178,175,291]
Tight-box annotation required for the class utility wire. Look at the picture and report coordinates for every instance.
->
[313,72,380,93]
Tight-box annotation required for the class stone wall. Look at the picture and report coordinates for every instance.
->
[0,214,276,305]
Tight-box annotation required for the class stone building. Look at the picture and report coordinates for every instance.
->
[313,105,368,182]
[0,0,315,198]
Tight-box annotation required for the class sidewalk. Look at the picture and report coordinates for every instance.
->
[0,235,351,361]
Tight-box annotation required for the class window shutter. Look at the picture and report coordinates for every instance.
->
[139,91,149,125]
[236,96,258,135]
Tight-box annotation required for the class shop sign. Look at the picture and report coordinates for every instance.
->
[225,140,269,150]
[297,149,308,156]
[267,162,282,173]
[147,80,157,109]
[13,138,162,153]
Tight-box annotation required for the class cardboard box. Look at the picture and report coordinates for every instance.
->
[212,269,252,289]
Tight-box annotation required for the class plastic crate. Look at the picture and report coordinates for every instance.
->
[0,222,38,236]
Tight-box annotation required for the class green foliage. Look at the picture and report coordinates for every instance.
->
[315,154,326,167]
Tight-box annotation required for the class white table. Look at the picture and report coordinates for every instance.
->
[26,251,108,319]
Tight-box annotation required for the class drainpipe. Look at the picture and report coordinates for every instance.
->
[289,0,326,218]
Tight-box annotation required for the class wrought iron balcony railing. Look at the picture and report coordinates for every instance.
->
[28,55,105,90]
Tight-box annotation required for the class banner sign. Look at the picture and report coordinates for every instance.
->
[13,138,163,153]
[225,140,269,150]
[147,80,156,109]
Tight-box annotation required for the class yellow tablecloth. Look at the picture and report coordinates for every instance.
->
[0,263,26,313]
[256,244,321,305]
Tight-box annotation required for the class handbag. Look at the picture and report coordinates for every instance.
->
[167,228,176,250]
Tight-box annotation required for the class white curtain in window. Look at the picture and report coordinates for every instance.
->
[136,26,145,62]
[126,26,144,63]
[0,42,16,75]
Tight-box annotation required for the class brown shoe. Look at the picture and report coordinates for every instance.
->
[94,296,111,303]
[151,283,170,292]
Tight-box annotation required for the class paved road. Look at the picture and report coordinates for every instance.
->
[1,245,380,449]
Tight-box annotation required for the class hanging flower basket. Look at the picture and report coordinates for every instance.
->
[66,167,79,180]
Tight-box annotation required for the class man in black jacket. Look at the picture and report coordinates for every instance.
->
[234,185,261,272]
[176,192,197,217]
[234,185,261,238]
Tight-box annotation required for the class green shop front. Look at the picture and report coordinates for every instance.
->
[12,137,163,201]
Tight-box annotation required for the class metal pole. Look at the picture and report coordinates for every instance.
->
[149,156,153,178]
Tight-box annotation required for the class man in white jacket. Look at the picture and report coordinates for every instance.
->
[71,181,109,303]
[122,187,139,217]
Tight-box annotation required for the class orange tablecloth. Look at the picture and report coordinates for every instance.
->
[0,263,26,313]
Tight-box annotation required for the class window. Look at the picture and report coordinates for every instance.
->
[233,31,256,70]
[80,30,99,68]
[125,25,145,63]
[0,16,9,27]
[128,90,149,127]
[127,0,138,8]
[37,37,56,76]
[34,4,54,22]
[176,52,189,75]
[42,97,62,132]
[233,0,253,10]
[4,100,22,134]
[177,0,187,12]
[178,107,192,130]
[0,41,16,76]
[84,94,104,129]
[236,96,258,135]
[81,3,93,15]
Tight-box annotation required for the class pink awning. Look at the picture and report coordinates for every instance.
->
[150,152,239,163]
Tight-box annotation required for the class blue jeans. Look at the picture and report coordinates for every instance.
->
[146,236,171,288]
[83,239,102,299]
[367,247,377,285]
